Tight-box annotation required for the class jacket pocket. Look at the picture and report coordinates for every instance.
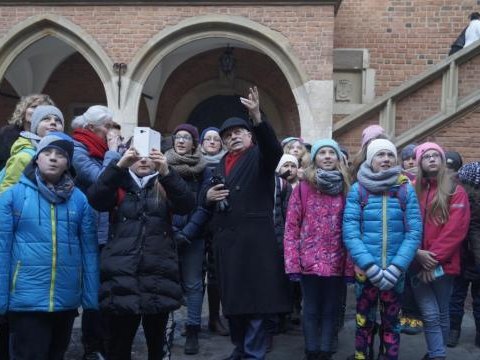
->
[11,260,21,293]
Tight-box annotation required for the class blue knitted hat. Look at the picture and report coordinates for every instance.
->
[35,131,74,167]
[310,139,342,161]
[200,127,220,143]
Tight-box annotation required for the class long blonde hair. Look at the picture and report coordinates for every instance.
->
[415,162,455,224]
[304,151,351,195]
[9,94,54,127]
[284,140,310,169]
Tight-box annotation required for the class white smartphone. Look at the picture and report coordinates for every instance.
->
[133,127,161,158]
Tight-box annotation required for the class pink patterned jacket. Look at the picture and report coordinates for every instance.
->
[284,181,354,277]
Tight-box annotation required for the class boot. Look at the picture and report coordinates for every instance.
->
[447,315,462,347]
[304,351,320,360]
[447,329,460,348]
[475,319,480,347]
[184,324,200,355]
[207,285,229,336]
[318,351,333,360]
[266,333,273,353]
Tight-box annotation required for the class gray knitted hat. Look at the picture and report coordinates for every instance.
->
[30,105,64,135]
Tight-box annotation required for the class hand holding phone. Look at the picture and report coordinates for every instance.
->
[133,127,161,158]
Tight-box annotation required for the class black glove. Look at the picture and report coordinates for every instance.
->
[174,232,191,252]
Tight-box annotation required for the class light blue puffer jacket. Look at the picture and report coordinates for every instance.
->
[0,174,99,314]
[342,180,422,272]
[72,140,120,245]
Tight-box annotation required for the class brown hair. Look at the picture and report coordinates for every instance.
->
[349,133,390,181]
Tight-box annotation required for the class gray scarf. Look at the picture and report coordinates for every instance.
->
[202,149,226,166]
[35,168,75,204]
[314,169,344,195]
[357,162,401,193]
[165,147,206,178]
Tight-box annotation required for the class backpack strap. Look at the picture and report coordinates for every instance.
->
[358,183,369,233]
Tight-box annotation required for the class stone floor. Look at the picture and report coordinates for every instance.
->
[65,285,480,360]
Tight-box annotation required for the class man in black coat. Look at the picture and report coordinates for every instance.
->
[205,86,291,360]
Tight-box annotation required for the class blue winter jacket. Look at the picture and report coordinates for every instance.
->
[72,140,120,245]
[342,181,422,272]
[0,173,99,314]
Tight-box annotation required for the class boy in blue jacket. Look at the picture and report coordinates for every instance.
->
[0,132,99,360]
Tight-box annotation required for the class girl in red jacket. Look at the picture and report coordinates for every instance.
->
[413,142,470,360]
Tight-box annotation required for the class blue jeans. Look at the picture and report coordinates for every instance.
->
[228,315,266,360]
[413,274,454,358]
[179,237,205,326]
[301,275,343,353]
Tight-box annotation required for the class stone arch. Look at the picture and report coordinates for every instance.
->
[167,79,285,135]
[123,15,326,140]
[0,14,116,109]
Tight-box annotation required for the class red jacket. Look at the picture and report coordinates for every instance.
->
[417,179,470,275]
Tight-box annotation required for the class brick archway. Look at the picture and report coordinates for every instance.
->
[0,14,116,110]
[121,15,330,141]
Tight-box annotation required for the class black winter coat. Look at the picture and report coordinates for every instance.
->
[0,124,21,169]
[461,184,480,280]
[87,164,195,314]
[205,120,292,316]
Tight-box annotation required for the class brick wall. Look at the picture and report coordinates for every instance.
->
[0,5,335,81]
[154,47,297,137]
[335,0,478,96]
[42,52,107,131]
[334,0,480,161]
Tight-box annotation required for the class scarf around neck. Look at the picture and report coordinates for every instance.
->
[202,149,226,166]
[314,168,344,195]
[128,170,159,189]
[165,147,206,178]
[72,128,108,159]
[35,168,75,204]
[357,162,402,193]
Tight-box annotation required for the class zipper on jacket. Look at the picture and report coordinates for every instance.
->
[49,204,57,312]
[382,193,388,269]
[11,260,21,293]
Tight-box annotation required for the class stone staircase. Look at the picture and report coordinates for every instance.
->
[333,39,480,151]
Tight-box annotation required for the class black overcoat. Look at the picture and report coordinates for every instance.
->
[208,120,292,315]
[87,164,195,314]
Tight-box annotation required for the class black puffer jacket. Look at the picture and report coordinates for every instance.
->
[87,163,195,314]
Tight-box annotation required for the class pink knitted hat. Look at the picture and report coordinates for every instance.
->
[414,142,445,165]
[361,125,385,147]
